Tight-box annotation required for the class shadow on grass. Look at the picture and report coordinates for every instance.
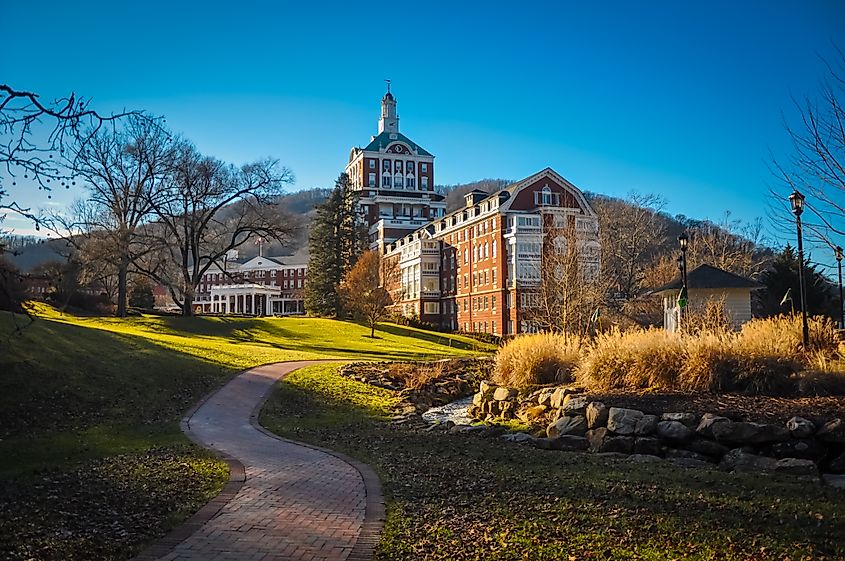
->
[262,364,845,561]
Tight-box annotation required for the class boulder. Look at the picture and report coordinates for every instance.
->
[817,419,845,443]
[828,451,845,474]
[537,389,555,407]
[633,437,664,457]
[562,395,589,416]
[786,416,816,439]
[493,387,518,401]
[586,401,609,429]
[607,407,644,435]
[696,413,730,438]
[773,458,818,477]
[517,404,548,423]
[661,412,699,428]
[684,439,730,459]
[501,432,533,443]
[656,421,695,444]
[550,387,575,408]
[499,400,516,418]
[665,449,713,463]
[587,428,634,454]
[548,435,590,452]
[719,449,777,473]
[472,392,484,407]
[587,428,633,453]
[547,415,588,438]
[479,380,492,394]
[768,439,824,461]
[634,414,659,436]
[711,421,790,444]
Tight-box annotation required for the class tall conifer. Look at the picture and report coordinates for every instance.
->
[305,173,366,316]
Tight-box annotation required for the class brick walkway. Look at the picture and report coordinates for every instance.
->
[143,361,382,561]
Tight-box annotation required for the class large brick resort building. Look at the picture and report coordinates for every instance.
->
[350,88,601,335]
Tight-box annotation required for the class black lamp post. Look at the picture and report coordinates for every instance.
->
[836,246,844,329]
[789,190,810,347]
[677,232,689,330]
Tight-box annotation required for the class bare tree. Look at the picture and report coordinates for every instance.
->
[1,84,142,227]
[339,250,396,337]
[49,115,174,316]
[684,213,768,278]
[525,215,606,339]
[593,192,668,304]
[770,50,845,250]
[136,145,296,315]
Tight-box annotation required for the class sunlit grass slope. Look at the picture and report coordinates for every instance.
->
[0,304,492,476]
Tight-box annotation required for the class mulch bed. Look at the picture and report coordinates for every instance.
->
[586,391,845,425]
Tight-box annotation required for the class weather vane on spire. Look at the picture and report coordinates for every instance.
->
[385,79,391,94]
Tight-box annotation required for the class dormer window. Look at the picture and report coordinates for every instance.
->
[542,186,552,205]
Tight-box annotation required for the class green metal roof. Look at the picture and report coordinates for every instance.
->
[362,131,432,157]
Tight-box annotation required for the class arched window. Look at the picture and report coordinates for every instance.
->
[542,186,552,206]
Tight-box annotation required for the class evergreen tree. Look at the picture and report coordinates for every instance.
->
[759,245,836,317]
[304,173,366,316]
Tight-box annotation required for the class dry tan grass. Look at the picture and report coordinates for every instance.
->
[388,361,447,390]
[493,333,581,388]
[499,315,845,395]
[577,328,684,391]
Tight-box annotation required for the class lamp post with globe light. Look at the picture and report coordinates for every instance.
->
[789,190,810,347]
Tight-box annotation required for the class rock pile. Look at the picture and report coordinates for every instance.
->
[341,358,492,414]
[467,382,845,477]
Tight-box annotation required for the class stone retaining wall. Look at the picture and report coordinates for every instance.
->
[468,382,845,476]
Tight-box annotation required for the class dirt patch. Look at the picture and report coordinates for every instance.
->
[585,391,845,425]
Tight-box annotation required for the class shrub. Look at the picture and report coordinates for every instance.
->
[577,328,684,391]
[493,333,580,388]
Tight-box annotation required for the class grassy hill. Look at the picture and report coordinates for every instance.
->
[0,304,491,561]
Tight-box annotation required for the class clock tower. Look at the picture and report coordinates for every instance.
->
[345,86,445,253]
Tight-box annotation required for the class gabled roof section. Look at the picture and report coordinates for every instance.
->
[239,256,283,270]
[652,264,762,293]
[495,167,596,217]
[362,131,432,157]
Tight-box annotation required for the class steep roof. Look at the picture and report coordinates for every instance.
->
[362,131,432,156]
[652,264,762,293]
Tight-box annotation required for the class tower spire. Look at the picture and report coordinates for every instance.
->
[378,82,398,134]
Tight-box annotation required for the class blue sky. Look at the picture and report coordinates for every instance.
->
[2,1,844,252]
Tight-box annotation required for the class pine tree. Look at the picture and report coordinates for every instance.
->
[304,173,366,316]
[760,245,835,317]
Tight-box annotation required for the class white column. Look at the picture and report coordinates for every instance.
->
[266,295,272,316]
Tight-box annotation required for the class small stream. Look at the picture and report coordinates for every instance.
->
[421,396,475,425]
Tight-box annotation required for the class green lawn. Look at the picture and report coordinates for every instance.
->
[0,304,491,561]
[261,363,845,561]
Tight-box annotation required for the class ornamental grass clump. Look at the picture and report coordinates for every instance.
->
[493,332,581,388]
[576,328,685,390]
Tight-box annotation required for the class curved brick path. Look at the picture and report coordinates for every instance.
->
[139,361,383,561]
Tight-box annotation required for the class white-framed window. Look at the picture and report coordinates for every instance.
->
[406,177,415,188]
[297,279,303,288]
[382,175,391,187]
[368,173,376,187]
[421,176,429,188]
[492,268,497,285]
[542,186,552,205]
[492,321,496,335]
[492,240,497,257]
[284,280,289,289]
[423,302,440,314]
[421,163,428,172]
[492,296,496,310]
[369,159,376,169]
